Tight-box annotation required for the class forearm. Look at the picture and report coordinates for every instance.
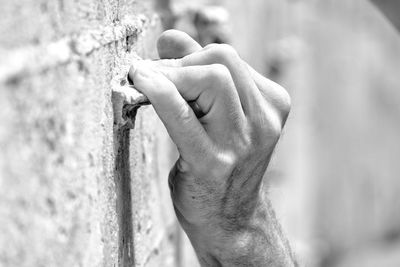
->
[181,193,297,267]
[370,0,400,30]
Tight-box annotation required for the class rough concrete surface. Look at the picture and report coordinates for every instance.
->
[0,0,184,266]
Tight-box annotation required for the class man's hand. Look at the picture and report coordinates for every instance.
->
[129,30,296,266]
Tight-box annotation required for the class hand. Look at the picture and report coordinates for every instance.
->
[129,30,295,266]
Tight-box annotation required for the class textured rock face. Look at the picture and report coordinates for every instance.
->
[0,1,181,266]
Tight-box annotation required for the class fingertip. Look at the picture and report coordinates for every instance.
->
[129,62,177,104]
[128,60,154,86]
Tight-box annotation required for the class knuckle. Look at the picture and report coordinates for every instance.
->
[263,115,283,142]
[235,132,254,158]
[258,83,291,131]
[268,114,284,139]
[259,80,292,122]
[207,63,231,83]
[250,110,283,145]
[275,85,292,119]
[174,104,194,126]
[208,151,237,180]
[208,43,239,64]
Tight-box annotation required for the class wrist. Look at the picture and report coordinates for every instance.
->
[178,191,296,266]
[179,191,272,265]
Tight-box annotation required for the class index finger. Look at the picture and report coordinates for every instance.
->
[129,62,214,167]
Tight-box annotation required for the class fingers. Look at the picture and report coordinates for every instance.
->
[158,44,264,115]
[156,32,259,115]
[135,63,246,135]
[155,44,290,127]
[157,30,207,120]
[129,62,212,164]
[154,29,291,132]
[156,30,285,121]
[157,29,202,59]
[183,45,265,115]
[156,64,243,118]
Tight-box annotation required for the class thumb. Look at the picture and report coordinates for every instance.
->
[157,30,202,59]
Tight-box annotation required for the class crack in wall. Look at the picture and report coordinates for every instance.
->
[114,125,135,266]
[113,101,143,266]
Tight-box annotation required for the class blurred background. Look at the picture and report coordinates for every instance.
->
[165,0,400,266]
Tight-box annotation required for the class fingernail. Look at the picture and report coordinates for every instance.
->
[128,59,152,85]
[130,61,160,87]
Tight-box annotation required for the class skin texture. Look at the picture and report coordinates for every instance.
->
[129,30,296,266]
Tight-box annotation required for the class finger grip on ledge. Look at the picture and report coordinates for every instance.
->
[112,83,150,129]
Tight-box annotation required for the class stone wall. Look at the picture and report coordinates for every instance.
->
[0,0,185,266]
